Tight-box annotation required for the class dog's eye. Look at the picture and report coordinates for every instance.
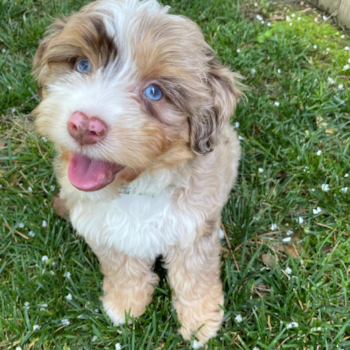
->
[143,84,162,101]
[76,59,91,74]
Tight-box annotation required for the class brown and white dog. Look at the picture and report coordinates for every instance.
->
[33,0,242,347]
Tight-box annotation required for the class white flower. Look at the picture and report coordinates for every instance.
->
[50,270,55,275]
[61,319,70,326]
[16,347,22,350]
[253,348,260,350]
[348,58,350,63]
[297,17,301,20]
[50,185,55,191]
[345,173,349,178]
[316,150,322,156]
[289,22,293,26]
[1,48,5,53]
[286,321,299,329]
[270,223,278,231]
[282,237,292,242]
[313,44,317,49]
[251,68,256,74]
[42,220,47,227]
[345,46,349,51]
[322,15,327,20]
[11,108,15,113]
[313,207,322,214]
[341,34,345,38]
[28,186,32,192]
[277,69,281,74]
[41,136,47,142]
[256,14,263,21]
[343,64,350,71]
[235,122,240,128]
[64,271,71,278]
[115,344,122,350]
[33,324,40,331]
[8,86,12,90]
[258,168,264,173]
[18,223,24,228]
[296,217,304,224]
[236,48,241,53]
[29,231,35,237]
[66,293,72,301]
[261,20,265,24]
[92,336,98,342]
[338,84,344,90]
[321,184,329,191]
[286,15,291,21]
[42,255,48,262]
[311,188,315,192]
[327,77,334,84]
[340,187,348,193]
[235,314,243,323]
[40,303,48,308]
[291,13,295,17]
[238,136,244,140]
[285,266,292,274]
[24,301,30,308]
[326,48,330,51]
[254,2,258,6]
[274,101,280,106]
[267,22,271,26]
[286,230,293,236]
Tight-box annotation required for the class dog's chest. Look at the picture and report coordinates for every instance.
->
[69,190,199,259]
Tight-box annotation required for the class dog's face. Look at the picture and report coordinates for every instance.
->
[33,0,241,192]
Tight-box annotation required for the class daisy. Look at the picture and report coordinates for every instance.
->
[286,321,299,329]
[235,314,243,323]
[270,223,278,231]
[285,266,292,274]
[321,184,329,191]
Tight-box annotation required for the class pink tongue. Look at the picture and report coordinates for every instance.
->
[68,153,123,191]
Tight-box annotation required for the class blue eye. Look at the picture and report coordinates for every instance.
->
[76,58,91,74]
[143,84,162,101]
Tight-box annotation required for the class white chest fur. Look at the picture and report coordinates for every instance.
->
[69,189,200,259]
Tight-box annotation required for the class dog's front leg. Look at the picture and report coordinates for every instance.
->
[88,243,159,325]
[166,232,224,347]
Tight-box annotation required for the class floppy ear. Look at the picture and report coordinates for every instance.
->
[190,52,243,155]
[32,18,68,93]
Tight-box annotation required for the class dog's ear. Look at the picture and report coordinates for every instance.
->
[190,51,243,155]
[32,18,68,93]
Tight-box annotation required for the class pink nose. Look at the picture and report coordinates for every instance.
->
[67,112,107,145]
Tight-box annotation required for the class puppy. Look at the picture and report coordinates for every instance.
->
[33,0,242,346]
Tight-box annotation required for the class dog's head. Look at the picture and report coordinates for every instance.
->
[33,0,242,192]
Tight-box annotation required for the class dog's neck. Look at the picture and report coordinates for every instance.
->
[119,166,186,197]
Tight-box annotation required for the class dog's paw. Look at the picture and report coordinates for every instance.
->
[102,299,127,325]
[192,340,204,349]
[175,294,224,347]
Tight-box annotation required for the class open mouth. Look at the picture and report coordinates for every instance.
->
[68,152,125,191]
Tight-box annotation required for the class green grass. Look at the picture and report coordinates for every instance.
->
[1,0,350,349]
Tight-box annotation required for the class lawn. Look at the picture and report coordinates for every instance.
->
[1,0,350,349]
